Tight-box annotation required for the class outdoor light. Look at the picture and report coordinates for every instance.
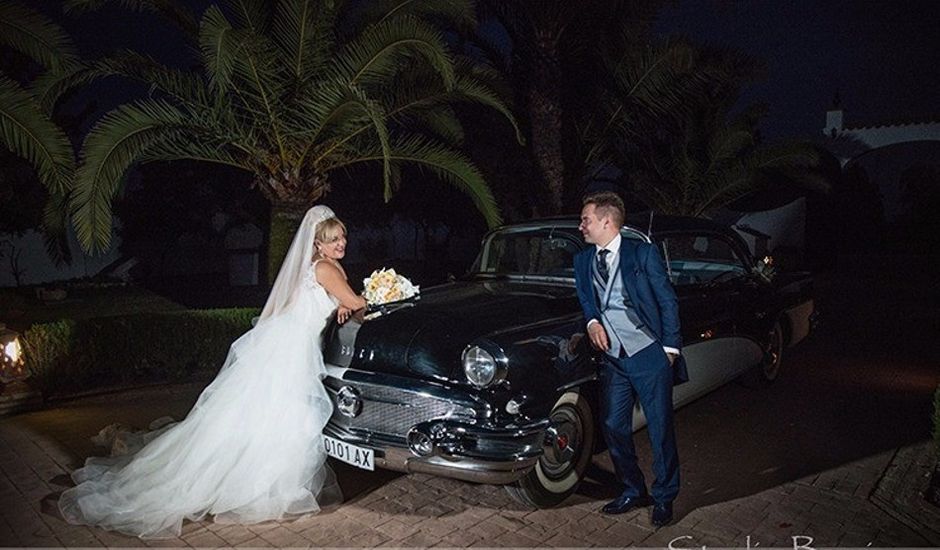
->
[0,324,27,384]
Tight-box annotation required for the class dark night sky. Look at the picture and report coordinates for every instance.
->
[48,1,940,141]
[654,0,940,139]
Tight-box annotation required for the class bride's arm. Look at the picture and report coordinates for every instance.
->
[316,261,367,310]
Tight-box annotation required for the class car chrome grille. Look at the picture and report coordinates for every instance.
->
[325,377,477,438]
[468,434,543,457]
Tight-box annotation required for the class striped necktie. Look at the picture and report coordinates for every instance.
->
[596,249,610,283]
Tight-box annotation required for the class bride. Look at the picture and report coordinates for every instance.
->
[58,205,368,539]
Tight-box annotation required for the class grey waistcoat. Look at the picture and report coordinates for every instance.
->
[594,252,656,358]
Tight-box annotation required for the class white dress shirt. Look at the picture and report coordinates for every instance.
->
[587,234,680,356]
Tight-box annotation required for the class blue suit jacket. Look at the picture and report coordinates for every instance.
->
[574,238,689,385]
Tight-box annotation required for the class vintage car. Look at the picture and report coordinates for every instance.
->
[320,215,816,507]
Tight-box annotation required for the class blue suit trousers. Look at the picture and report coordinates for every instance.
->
[600,342,680,504]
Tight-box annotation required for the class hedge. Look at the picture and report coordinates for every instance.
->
[934,385,940,456]
[22,308,259,396]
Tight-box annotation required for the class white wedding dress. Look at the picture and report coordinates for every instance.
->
[59,260,341,539]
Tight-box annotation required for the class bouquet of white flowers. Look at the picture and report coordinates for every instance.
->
[362,268,419,307]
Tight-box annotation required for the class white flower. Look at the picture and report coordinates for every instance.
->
[362,268,419,306]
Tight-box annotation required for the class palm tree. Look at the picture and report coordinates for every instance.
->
[481,0,667,215]
[579,38,825,216]
[628,105,826,216]
[0,1,82,261]
[65,0,520,280]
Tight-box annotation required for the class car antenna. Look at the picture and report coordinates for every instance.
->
[649,211,673,278]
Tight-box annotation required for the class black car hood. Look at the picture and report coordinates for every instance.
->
[336,279,578,382]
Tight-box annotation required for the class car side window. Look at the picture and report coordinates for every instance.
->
[656,233,748,286]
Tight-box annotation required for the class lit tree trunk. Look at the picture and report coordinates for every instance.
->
[264,174,330,285]
[267,200,308,285]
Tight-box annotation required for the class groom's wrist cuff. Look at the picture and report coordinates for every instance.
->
[587,319,600,330]
[663,346,680,355]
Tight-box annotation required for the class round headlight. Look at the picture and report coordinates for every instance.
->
[463,345,497,387]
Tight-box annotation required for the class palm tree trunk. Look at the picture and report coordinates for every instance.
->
[266,200,309,285]
[262,171,331,285]
[527,40,565,214]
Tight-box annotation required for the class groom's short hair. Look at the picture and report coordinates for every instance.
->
[583,192,625,226]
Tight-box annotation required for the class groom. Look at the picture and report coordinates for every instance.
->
[574,192,688,527]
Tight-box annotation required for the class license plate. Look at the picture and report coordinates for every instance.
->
[324,435,374,471]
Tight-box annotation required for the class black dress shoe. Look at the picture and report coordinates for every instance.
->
[601,494,649,515]
[651,501,674,527]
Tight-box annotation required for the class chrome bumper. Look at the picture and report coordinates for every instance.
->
[323,369,549,484]
[324,418,548,484]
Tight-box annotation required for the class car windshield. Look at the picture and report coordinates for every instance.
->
[471,226,646,279]
[655,233,748,286]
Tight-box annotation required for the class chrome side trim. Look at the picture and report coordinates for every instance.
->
[557,374,598,393]
[378,447,539,485]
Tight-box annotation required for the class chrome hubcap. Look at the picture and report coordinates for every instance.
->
[763,325,783,379]
[541,406,581,479]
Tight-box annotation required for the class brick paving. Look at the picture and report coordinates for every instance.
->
[0,385,937,548]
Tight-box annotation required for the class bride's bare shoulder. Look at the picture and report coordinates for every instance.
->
[314,259,345,284]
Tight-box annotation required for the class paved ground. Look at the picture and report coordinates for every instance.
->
[0,388,937,548]
[1,254,939,547]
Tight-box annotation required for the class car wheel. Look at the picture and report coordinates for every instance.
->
[505,391,595,508]
[745,320,785,387]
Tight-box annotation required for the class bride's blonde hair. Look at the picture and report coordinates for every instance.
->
[315,217,346,247]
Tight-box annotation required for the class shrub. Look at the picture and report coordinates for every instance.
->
[22,308,259,396]
[934,385,940,456]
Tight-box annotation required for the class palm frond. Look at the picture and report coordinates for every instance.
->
[0,76,74,194]
[446,71,522,144]
[271,0,337,81]
[227,0,270,36]
[748,141,829,193]
[748,142,820,172]
[397,106,465,146]
[41,190,73,266]
[229,31,290,161]
[333,15,454,90]
[391,136,500,227]
[366,0,477,32]
[609,40,708,123]
[334,135,501,228]
[706,126,753,166]
[0,0,81,72]
[580,39,712,168]
[29,64,97,115]
[31,50,205,115]
[141,136,248,170]
[70,99,206,251]
[63,0,199,38]
[96,50,209,105]
[372,60,521,143]
[290,80,383,143]
[465,27,510,75]
[199,6,239,93]
[693,163,751,217]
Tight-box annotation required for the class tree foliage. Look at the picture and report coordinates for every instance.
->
[579,39,826,216]
[0,0,85,263]
[66,0,521,253]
